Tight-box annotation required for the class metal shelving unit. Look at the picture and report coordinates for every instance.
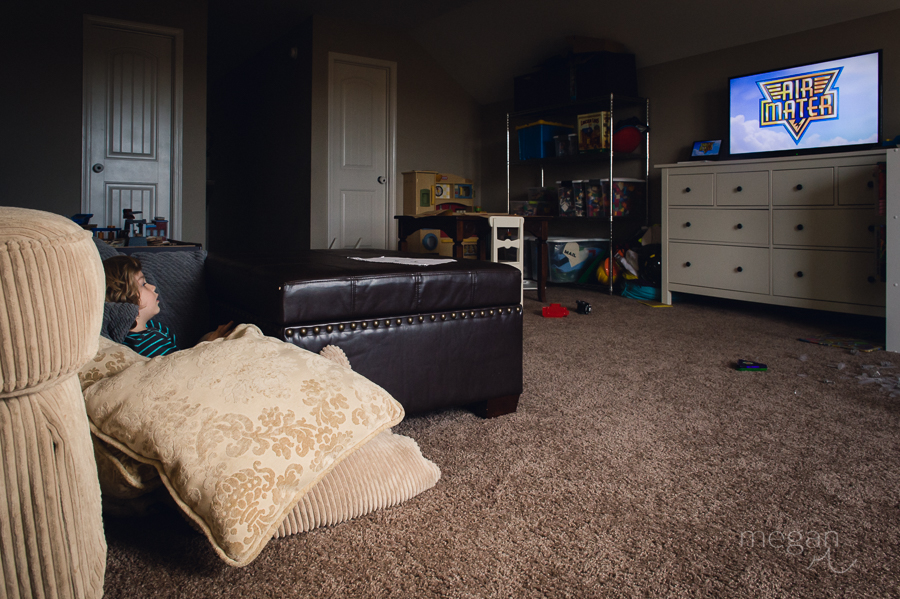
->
[506,94,650,294]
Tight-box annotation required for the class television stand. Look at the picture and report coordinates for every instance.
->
[658,148,900,353]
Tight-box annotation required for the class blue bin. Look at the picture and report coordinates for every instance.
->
[516,121,574,160]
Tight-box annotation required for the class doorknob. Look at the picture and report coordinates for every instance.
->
[92,163,104,173]
[377,176,385,184]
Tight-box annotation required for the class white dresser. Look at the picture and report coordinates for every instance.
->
[659,149,895,327]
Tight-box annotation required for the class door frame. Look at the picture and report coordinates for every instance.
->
[82,15,184,239]
[327,52,397,250]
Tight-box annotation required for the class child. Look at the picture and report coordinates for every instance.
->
[103,255,233,357]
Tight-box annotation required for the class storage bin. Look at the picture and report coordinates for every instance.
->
[510,200,556,216]
[517,121,574,160]
[601,178,645,217]
[548,237,607,283]
[557,181,583,217]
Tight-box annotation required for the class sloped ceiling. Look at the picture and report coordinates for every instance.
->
[208,0,900,103]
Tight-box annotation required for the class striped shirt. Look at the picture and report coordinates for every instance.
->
[124,320,178,358]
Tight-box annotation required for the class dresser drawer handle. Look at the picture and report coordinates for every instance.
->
[868,276,876,283]
[684,187,691,193]
[736,266,743,273]
[736,223,743,229]
[685,261,691,267]
[736,186,743,192]
[796,184,803,191]
[796,224,804,231]
[796,271,804,278]
[685,222,691,227]
[868,180,875,189]
[869,225,876,232]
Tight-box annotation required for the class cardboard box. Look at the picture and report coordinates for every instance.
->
[577,112,610,153]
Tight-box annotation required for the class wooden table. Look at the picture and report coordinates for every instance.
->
[395,214,552,302]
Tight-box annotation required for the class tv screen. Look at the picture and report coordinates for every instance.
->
[729,51,881,157]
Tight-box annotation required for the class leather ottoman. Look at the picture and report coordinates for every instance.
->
[205,250,523,416]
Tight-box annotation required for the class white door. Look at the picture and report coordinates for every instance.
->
[328,53,396,250]
[82,17,183,238]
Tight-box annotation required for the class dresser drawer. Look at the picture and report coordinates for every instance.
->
[772,209,878,249]
[773,249,884,306]
[670,209,768,245]
[773,167,834,206]
[668,174,714,206]
[669,243,769,294]
[716,171,768,206]
[838,164,880,206]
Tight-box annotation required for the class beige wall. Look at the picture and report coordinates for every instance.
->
[640,9,900,222]
[310,15,482,249]
[1,1,207,244]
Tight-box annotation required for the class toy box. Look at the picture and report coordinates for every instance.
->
[402,171,475,215]
[584,179,603,217]
[577,112,610,153]
[517,120,575,160]
[405,229,441,254]
[556,181,583,217]
[438,235,479,259]
[601,178,645,217]
[548,237,606,283]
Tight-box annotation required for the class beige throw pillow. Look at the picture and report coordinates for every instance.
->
[83,324,404,566]
[78,336,147,392]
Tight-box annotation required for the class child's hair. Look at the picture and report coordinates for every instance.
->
[103,255,144,304]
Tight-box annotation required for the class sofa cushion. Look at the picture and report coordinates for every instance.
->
[83,323,404,566]
[125,249,210,348]
[205,249,522,326]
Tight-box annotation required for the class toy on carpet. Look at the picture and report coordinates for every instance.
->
[542,303,569,318]
[736,359,767,371]
[576,300,592,315]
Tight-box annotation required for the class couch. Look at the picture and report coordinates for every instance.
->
[95,241,525,418]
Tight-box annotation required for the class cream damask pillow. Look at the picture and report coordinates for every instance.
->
[83,324,404,567]
[78,335,147,391]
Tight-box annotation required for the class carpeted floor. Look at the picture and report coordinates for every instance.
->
[101,287,900,598]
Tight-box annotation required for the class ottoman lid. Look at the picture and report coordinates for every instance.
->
[206,250,522,325]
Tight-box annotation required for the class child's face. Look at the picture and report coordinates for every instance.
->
[135,271,160,321]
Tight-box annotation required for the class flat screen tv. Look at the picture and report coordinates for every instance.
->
[729,50,881,158]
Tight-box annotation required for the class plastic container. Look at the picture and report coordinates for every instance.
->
[510,200,555,216]
[547,237,607,283]
[516,120,574,160]
[601,178,645,217]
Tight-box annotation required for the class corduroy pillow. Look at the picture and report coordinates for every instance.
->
[83,324,404,566]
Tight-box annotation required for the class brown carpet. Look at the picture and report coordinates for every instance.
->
[101,287,900,598]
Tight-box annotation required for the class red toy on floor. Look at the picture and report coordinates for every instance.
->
[542,303,569,318]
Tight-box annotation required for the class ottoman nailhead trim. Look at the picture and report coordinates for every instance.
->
[284,305,521,344]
